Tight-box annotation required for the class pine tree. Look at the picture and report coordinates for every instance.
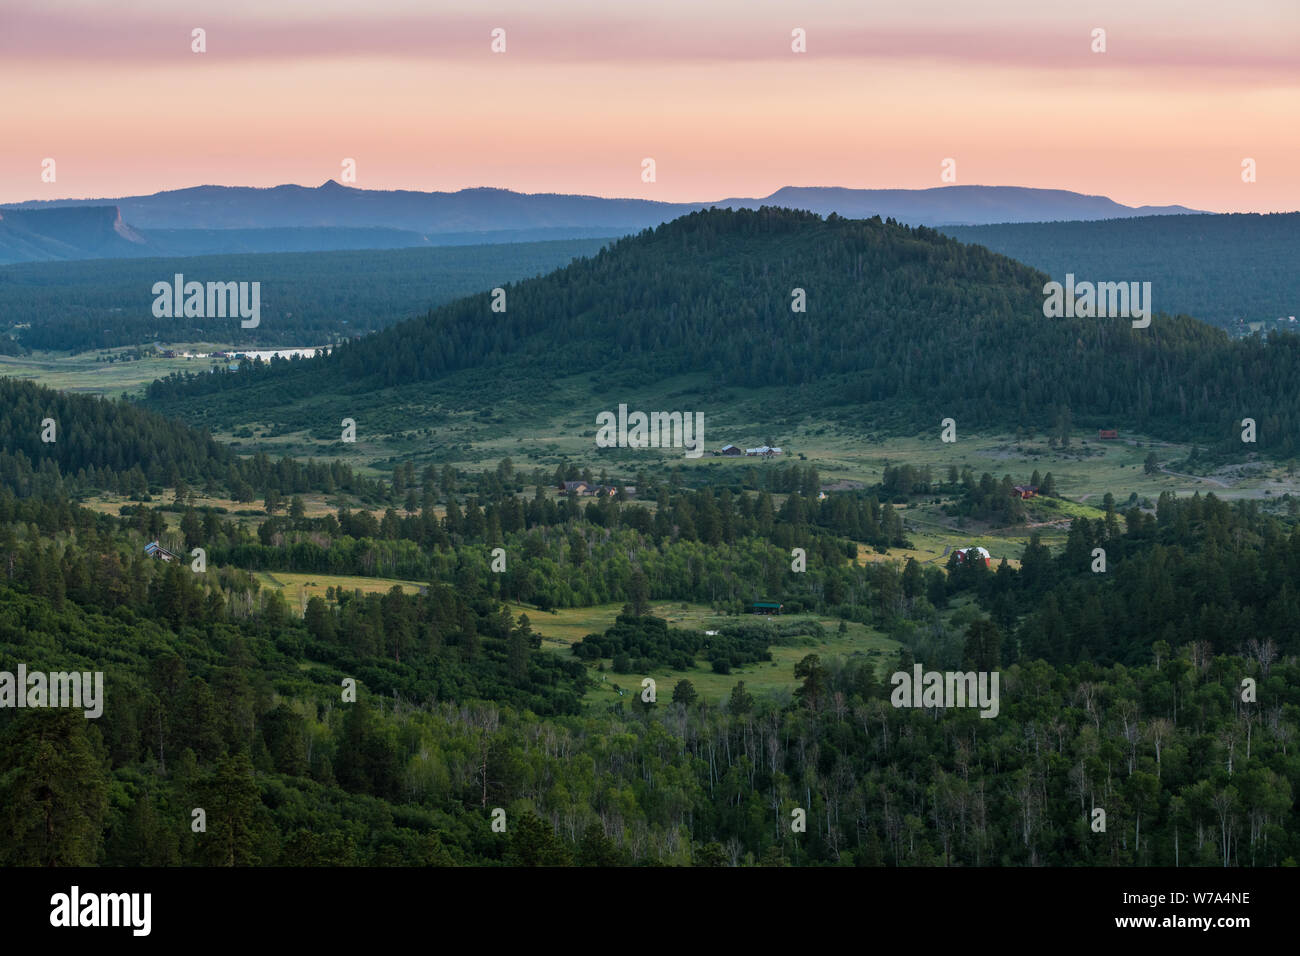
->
[196,751,265,866]
[0,711,109,866]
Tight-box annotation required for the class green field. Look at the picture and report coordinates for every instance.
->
[254,571,426,614]
[81,488,442,524]
[0,346,233,397]
[521,600,899,706]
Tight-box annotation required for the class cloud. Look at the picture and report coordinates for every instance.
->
[1,4,1294,77]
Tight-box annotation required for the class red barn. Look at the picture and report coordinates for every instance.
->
[954,547,991,568]
[1098,429,1119,440]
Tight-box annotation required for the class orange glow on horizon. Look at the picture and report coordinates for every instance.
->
[1,2,1295,212]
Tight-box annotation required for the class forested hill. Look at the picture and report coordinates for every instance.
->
[0,378,381,499]
[0,378,231,485]
[147,206,1300,454]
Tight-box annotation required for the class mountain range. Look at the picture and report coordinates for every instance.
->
[0,183,1205,264]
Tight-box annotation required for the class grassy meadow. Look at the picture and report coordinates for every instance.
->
[254,571,427,614]
[519,600,899,707]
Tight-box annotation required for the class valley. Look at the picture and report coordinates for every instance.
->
[6,0,1298,925]
[2,205,1297,873]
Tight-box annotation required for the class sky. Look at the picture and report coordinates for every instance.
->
[1,0,1296,211]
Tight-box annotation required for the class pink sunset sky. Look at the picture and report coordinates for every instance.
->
[1,0,1296,211]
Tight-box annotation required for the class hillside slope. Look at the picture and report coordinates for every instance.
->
[0,377,385,499]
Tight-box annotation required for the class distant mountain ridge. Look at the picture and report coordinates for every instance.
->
[0,183,1207,263]
[0,206,147,263]
[738,186,1201,225]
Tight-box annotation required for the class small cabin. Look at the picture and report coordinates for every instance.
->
[750,601,784,615]
[144,540,178,562]
[1098,429,1119,440]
